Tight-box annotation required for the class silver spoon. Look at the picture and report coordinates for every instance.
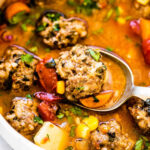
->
[74,46,150,112]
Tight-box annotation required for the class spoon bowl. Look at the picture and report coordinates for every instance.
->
[74,46,150,112]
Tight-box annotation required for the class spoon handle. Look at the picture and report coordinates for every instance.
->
[132,86,150,100]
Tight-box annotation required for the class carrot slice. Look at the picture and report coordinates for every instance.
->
[140,18,150,40]
[5,2,30,20]
[80,90,114,108]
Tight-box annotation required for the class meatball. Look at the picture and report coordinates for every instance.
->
[90,120,133,150]
[128,98,150,134]
[55,44,106,101]
[0,46,38,91]
[5,97,38,134]
[37,12,87,48]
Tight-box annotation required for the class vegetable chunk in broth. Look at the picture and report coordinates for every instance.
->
[0,0,150,150]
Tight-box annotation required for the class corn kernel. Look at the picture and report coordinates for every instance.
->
[83,116,99,131]
[76,123,90,139]
[137,0,149,5]
[57,81,65,94]
[0,107,3,114]
[117,17,126,24]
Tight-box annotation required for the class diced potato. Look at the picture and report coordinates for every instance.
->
[82,116,99,131]
[34,122,68,150]
[57,81,65,94]
[137,0,149,5]
[76,123,90,139]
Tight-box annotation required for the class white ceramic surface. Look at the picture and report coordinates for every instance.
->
[0,115,43,150]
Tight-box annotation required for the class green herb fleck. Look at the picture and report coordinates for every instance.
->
[135,136,150,150]
[37,22,48,32]
[70,126,76,137]
[115,7,120,20]
[47,134,50,139]
[21,23,27,32]
[88,49,100,61]
[92,28,104,35]
[53,24,60,31]
[104,9,114,22]
[21,54,33,64]
[106,47,114,51]
[46,13,61,22]
[67,116,74,124]
[65,146,73,150]
[9,11,26,24]
[29,46,38,52]
[93,96,99,103]
[57,113,65,119]
[34,116,44,125]
[76,87,84,91]
[70,106,82,116]
[26,40,31,46]
[26,94,32,99]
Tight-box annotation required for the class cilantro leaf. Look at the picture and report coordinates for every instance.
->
[88,49,100,61]
[26,94,32,99]
[21,54,33,64]
[34,116,44,125]
[70,126,76,137]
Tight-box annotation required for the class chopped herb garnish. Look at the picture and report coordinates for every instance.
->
[92,28,104,35]
[26,40,31,46]
[70,126,76,137]
[21,54,33,64]
[67,116,74,124]
[57,112,65,119]
[70,106,83,116]
[76,87,84,91]
[46,134,50,139]
[9,11,26,24]
[65,146,73,150]
[29,46,38,52]
[67,0,98,16]
[106,47,114,51]
[67,0,77,6]
[88,49,100,61]
[115,7,120,20]
[26,94,32,99]
[53,24,60,31]
[93,96,99,103]
[46,13,61,22]
[104,9,114,22]
[21,23,27,32]
[37,22,48,32]
[34,116,44,125]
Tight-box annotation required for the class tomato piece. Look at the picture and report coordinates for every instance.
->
[142,39,150,65]
[130,20,141,35]
[36,55,57,93]
[34,92,62,102]
[38,101,58,121]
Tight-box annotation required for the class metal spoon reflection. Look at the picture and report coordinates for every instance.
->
[73,46,150,112]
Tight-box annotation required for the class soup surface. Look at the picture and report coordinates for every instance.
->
[0,0,150,150]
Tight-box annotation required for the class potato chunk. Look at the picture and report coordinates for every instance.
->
[34,122,68,150]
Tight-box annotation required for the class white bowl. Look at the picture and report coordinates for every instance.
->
[0,115,44,150]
